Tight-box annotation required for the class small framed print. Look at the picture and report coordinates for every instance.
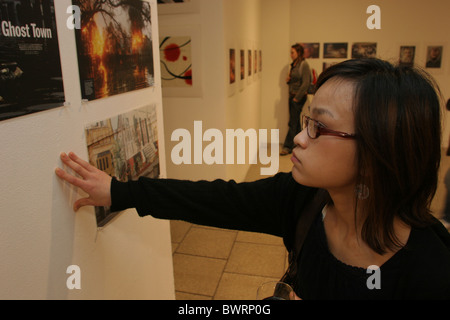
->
[351,42,377,59]
[399,46,416,67]
[324,43,348,59]
[425,45,443,69]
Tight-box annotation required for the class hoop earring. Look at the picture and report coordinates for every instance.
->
[355,184,370,200]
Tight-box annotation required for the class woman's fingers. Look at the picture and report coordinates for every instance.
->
[60,152,90,179]
[55,166,86,190]
[68,152,95,172]
[73,197,96,212]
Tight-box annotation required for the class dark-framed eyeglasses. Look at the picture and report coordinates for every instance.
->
[303,115,356,140]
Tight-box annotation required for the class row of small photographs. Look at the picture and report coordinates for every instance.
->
[398,45,443,69]
[302,43,444,69]
[300,42,376,59]
[229,49,262,85]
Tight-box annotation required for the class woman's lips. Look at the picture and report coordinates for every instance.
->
[291,152,300,164]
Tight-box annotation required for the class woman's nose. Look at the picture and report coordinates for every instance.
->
[293,127,308,149]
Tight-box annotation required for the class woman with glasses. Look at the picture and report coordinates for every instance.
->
[55,58,450,299]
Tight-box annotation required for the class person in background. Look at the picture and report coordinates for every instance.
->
[280,43,311,156]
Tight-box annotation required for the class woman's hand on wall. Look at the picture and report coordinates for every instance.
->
[55,152,112,211]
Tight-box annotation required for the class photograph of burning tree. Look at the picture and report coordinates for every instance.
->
[73,0,154,101]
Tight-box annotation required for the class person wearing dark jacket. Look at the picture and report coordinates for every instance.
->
[281,43,311,156]
[56,58,450,299]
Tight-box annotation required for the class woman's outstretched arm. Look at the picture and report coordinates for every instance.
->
[55,151,312,238]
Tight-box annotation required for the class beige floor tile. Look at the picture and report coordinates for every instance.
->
[170,220,192,243]
[236,231,284,246]
[194,225,226,231]
[176,291,212,300]
[225,242,287,278]
[176,227,237,259]
[214,272,279,300]
[243,163,264,182]
[278,151,294,172]
[244,150,292,182]
[172,253,226,297]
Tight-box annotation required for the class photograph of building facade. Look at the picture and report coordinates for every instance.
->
[85,104,159,226]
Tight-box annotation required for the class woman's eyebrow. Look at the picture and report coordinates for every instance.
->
[311,107,335,119]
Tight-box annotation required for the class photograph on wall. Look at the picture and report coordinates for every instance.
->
[0,0,64,121]
[254,49,258,74]
[229,48,235,84]
[301,43,320,59]
[323,43,348,59]
[426,46,443,69]
[240,49,245,80]
[248,49,252,76]
[399,46,416,67]
[351,42,377,59]
[85,104,159,227]
[259,50,262,72]
[73,0,154,101]
[160,36,192,87]
[159,24,201,97]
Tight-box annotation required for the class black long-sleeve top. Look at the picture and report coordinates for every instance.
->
[110,172,450,300]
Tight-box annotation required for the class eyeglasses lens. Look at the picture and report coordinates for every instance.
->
[307,117,316,139]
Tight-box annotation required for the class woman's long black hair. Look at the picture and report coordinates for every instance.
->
[316,58,442,254]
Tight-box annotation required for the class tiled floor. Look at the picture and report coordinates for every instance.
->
[170,148,450,300]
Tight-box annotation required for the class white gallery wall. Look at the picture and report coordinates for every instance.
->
[160,0,228,182]
[0,0,174,300]
[161,0,264,183]
[223,0,263,182]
